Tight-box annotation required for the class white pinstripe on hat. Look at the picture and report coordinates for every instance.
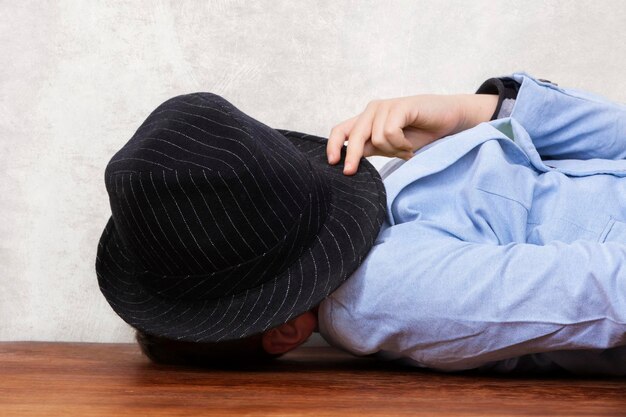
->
[95,92,386,342]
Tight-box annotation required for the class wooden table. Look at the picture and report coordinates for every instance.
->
[1,342,624,416]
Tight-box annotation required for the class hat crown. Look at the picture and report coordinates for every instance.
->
[104,93,330,300]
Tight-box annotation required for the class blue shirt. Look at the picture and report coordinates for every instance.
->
[318,72,626,375]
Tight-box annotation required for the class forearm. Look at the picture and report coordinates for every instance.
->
[332,221,626,373]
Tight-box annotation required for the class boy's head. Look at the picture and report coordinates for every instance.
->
[95,92,386,359]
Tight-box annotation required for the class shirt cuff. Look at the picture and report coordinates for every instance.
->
[475,77,522,120]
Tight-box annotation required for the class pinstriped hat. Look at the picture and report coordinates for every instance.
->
[95,92,386,342]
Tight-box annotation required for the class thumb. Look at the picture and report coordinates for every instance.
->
[363,142,414,160]
[362,141,377,158]
[398,150,414,160]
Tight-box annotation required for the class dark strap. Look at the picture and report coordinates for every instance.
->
[475,77,521,121]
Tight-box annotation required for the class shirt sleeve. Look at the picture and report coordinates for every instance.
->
[323,221,626,375]
[500,72,626,161]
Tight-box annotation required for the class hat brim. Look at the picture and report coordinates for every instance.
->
[96,129,386,342]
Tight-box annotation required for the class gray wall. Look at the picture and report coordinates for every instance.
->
[2,0,626,342]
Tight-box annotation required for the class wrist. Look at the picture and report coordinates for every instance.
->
[455,94,499,132]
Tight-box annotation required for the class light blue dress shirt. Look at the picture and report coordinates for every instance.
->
[318,72,626,375]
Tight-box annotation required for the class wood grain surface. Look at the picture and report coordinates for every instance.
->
[0,342,625,416]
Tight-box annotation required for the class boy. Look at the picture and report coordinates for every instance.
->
[96,72,626,374]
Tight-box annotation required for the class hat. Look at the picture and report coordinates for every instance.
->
[95,92,386,342]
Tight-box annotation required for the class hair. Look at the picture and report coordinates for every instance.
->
[135,330,281,367]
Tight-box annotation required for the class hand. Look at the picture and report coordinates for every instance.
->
[326,94,498,175]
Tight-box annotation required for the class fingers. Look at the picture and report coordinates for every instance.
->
[327,116,357,165]
[343,101,378,175]
[383,104,414,154]
[328,99,417,176]
[370,104,397,155]
[362,141,377,157]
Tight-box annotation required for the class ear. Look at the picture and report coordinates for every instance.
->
[261,311,317,355]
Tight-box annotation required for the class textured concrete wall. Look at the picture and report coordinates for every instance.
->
[2,0,626,342]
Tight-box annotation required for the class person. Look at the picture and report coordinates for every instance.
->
[96,72,626,375]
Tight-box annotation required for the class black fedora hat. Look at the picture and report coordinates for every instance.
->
[95,92,386,343]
